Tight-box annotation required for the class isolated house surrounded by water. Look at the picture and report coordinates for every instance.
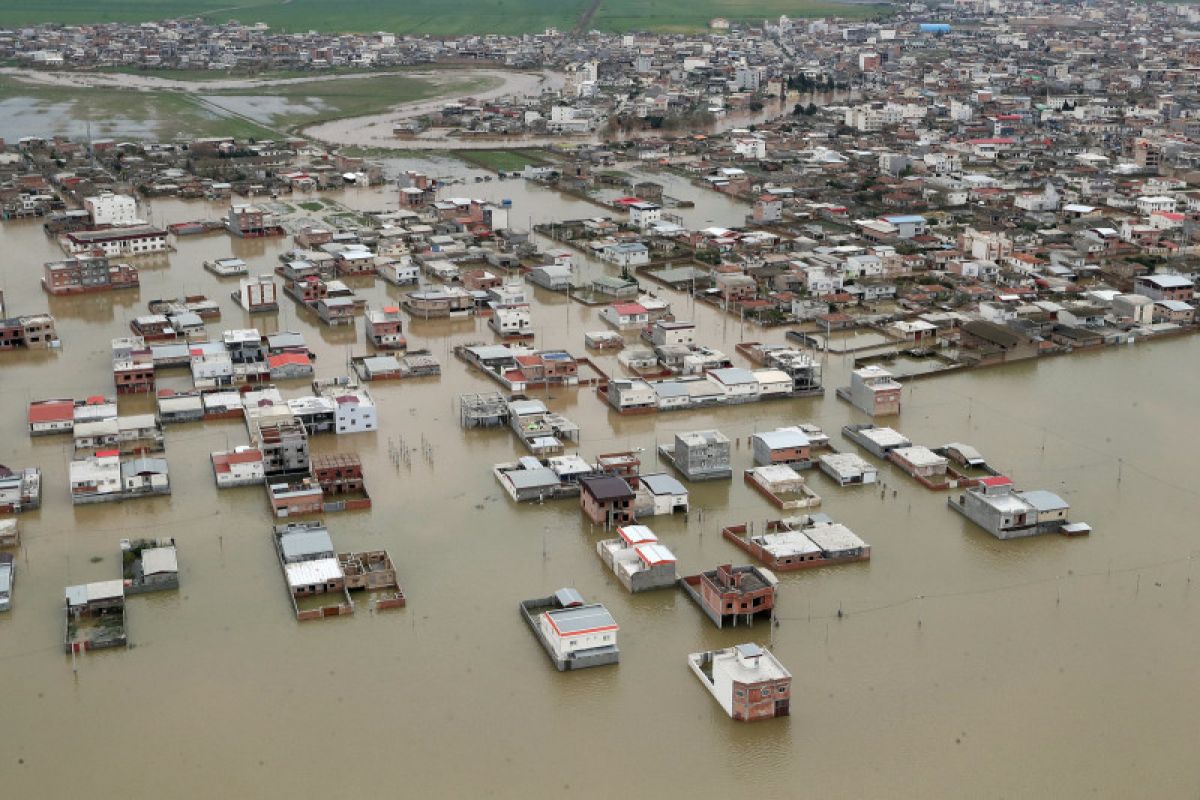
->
[64,580,127,652]
[680,564,778,628]
[688,643,792,721]
[948,477,1088,539]
[723,515,870,571]
[837,365,902,417]
[520,588,619,671]
[595,525,678,592]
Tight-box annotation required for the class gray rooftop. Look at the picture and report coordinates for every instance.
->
[278,527,335,561]
[545,604,618,635]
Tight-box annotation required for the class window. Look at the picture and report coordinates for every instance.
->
[761,688,772,697]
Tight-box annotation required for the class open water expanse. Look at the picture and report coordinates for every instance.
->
[2,166,1199,798]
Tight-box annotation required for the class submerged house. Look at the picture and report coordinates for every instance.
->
[948,477,1089,539]
[121,538,179,594]
[818,452,878,486]
[836,365,902,417]
[0,466,41,513]
[595,525,678,592]
[751,427,814,468]
[64,580,127,652]
[579,474,636,528]
[660,430,732,481]
[722,515,871,571]
[680,564,778,628]
[520,587,619,671]
[273,522,354,620]
[687,643,792,721]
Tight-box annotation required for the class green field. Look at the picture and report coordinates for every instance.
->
[0,0,889,33]
[592,0,889,31]
[455,150,551,172]
[0,70,486,142]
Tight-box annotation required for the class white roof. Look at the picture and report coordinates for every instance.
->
[820,452,875,476]
[753,464,803,485]
[860,427,910,448]
[618,525,657,545]
[892,445,948,468]
[753,369,793,385]
[635,543,676,566]
[757,529,821,558]
[285,557,343,588]
[803,522,868,554]
[755,427,811,450]
[140,546,178,576]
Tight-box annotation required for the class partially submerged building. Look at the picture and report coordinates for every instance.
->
[519,588,619,671]
[64,580,127,652]
[595,525,678,592]
[818,452,879,486]
[743,465,821,510]
[121,538,179,594]
[579,474,636,528]
[722,515,871,571]
[680,564,778,628]
[842,424,911,459]
[836,365,902,417]
[0,465,41,513]
[273,522,355,620]
[948,477,1089,539]
[659,429,732,481]
[687,643,792,721]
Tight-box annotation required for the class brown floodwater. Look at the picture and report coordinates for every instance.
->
[2,166,1200,799]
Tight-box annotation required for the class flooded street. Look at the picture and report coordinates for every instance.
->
[2,168,1200,798]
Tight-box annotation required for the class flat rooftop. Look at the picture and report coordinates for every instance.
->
[545,604,618,636]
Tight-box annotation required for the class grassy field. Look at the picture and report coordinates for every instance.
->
[455,150,551,172]
[592,0,890,31]
[0,0,889,32]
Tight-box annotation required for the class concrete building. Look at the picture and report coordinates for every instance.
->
[722,515,870,571]
[680,564,778,628]
[663,430,731,481]
[273,522,354,619]
[211,447,265,487]
[0,466,41,514]
[752,427,813,468]
[838,366,902,417]
[43,256,139,295]
[68,452,123,504]
[948,477,1087,539]
[595,525,678,592]
[84,192,139,227]
[635,472,689,516]
[61,226,167,257]
[579,474,636,528]
[520,588,619,671]
[365,305,405,350]
[818,452,878,486]
[687,644,791,721]
[1133,274,1194,302]
[235,275,279,313]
